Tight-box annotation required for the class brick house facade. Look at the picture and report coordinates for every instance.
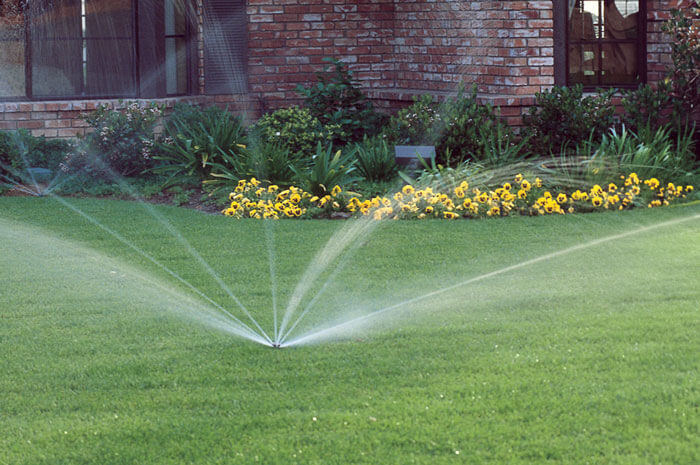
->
[0,0,685,138]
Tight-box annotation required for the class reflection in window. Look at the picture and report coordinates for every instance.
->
[165,0,188,95]
[0,0,25,97]
[568,0,642,86]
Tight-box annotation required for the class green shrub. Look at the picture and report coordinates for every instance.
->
[434,84,501,165]
[524,84,616,155]
[296,57,386,145]
[349,135,398,182]
[0,129,71,186]
[154,104,247,185]
[620,83,673,132]
[662,2,700,121]
[291,142,359,196]
[70,102,161,178]
[254,106,337,156]
[383,85,510,166]
[382,94,441,146]
[204,138,302,195]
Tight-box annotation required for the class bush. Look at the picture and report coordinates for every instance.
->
[0,129,71,186]
[524,84,616,155]
[68,102,161,178]
[254,106,337,156]
[154,104,247,185]
[434,84,502,165]
[589,125,697,183]
[620,83,674,132]
[383,85,514,166]
[204,138,302,196]
[382,94,440,146]
[291,142,359,197]
[349,135,398,182]
[662,2,700,121]
[297,57,386,145]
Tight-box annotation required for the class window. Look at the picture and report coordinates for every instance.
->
[203,0,247,95]
[566,0,646,87]
[0,0,195,101]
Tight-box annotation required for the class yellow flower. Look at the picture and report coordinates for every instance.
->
[644,178,660,189]
[556,193,567,204]
[402,185,415,195]
[444,211,457,219]
[487,205,500,216]
[535,177,542,188]
[250,177,260,187]
[309,195,319,203]
[502,182,512,191]
[331,185,342,196]
[517,189,527,199]
[460,180,469,191]
[454,186,466,198]
[592,196,603,207]
[462,198,473,208]
[394,192,404,202]
[514,173,523,183]
[290,193,301,203]
[608,183,617,193]
[425,206,434,214]
[684,185,693,192]
[477,192,488,203]
[521,180,531,191]
[268,185,279,193]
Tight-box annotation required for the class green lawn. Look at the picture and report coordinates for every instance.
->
[1,196,699,464]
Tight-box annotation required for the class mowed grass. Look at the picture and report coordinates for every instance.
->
[1,196,699,465]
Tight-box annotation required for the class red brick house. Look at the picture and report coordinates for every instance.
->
[0,0,685,137]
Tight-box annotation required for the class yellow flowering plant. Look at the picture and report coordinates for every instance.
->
[224,174,695,220]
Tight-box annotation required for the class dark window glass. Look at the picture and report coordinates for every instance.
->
[0,1,26,97]
[204,0,247,95]
[0,0,195,101]
[567,0,644,87]
[165,0,188,95]
[30,0,83,97]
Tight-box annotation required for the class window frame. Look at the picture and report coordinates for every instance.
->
[554,0,647,89]
[0,0,196,102]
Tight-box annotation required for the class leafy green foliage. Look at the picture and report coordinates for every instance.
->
[154,104,247,186]
[291,142,359,196]
[662,2,700,121]
[70,102,161,178]
[477,123,532,168]
[620,83,674,132]
[524,84,616,155]
[589,125,697,183]
[0,129,71,185]
[383,85,518,167]
[296,57,385,145]
[434,85,501,165]
[349,135,398,182]
[382,94,441,146]
[205,139,302,196]
[254,106,338,156]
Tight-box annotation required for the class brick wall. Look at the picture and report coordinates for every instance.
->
[0,0,686,138]
[243,0,680,126]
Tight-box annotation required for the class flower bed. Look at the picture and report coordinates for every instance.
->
[223,174,694,220]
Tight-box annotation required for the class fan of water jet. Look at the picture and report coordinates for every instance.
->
[283,210,700,347]
[0,217,271,346]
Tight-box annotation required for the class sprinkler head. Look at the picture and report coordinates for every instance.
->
[271,342,281,349]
